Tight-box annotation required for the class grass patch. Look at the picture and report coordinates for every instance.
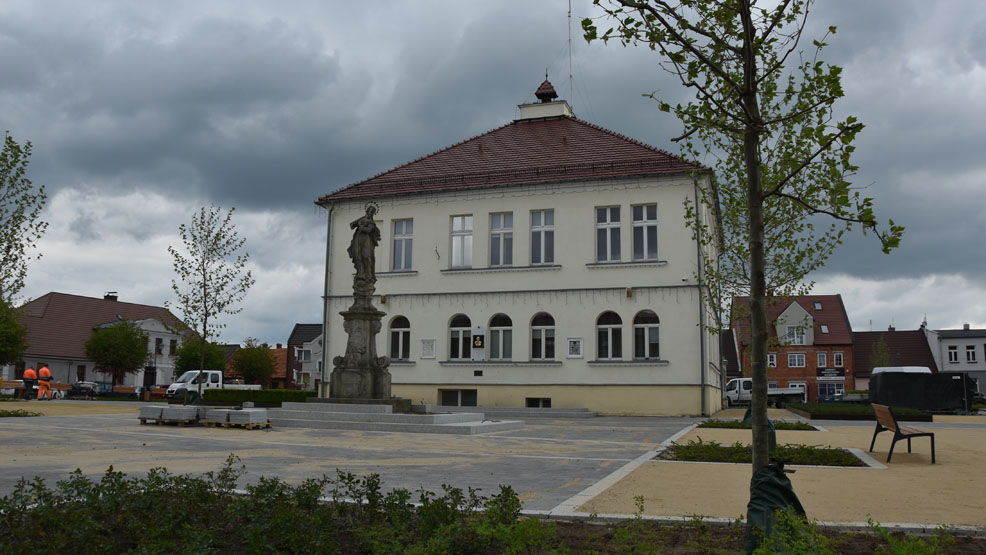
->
[660,438,866,466]
[973,403,986,410]
[0,409,42,417]
[788,402,926,416]
[699,418,814,431]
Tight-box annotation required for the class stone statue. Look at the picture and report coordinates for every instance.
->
[348,204,380,284]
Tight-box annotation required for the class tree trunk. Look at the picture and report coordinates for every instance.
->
[740,0,770,473]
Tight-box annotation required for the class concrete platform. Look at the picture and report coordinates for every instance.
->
[413,405,597,419]
[268,401,523,434]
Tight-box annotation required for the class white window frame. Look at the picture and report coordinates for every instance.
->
[450,215,473,268]
[296,348,312,362]
[449,315,472,360]
[967,345,977,363]
[392,219,413,271]
[833,351,844,368]
[489,212,513,267]
[767,353,777,368]
[817,352,827,368]
[531,313,555,360]
[530,209,554,265]
[814,302,823,310]
[788,352,806,368]
[631,204,658,261]
[818,382,845,397]
[488,314,513,361]
[632,310,660,360]
[820,324,830,334]
[596,312,623,360]
[389,317,411,360]
[786,325,806,345]
[595,206,621,262]
[948,345,959,363]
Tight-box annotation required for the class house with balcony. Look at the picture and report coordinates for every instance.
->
[314,80,722,416]
[731,294,853,402]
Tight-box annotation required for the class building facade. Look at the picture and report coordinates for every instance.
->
[316,82,722,416]
[732,295,854,402]
[3,292,183,387]
[287,323,323,390]
[933,325,986,395]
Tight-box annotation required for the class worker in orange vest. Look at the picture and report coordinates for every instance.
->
[22,367,37,400]
[37,365,52,400]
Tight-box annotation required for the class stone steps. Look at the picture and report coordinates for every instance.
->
[269,416,523,434]
[266,401,524,435]
[411,405,597,419]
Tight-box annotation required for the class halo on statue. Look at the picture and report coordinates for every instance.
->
[364,200,380,216]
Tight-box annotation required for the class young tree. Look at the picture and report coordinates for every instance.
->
[84,320,149,386]
[167,205,254,395]
[869,335,891,374]
[0,132,48,303]
[583,0,902,474]
[173,338,227,378]
[231,338,276,385]
[0,299,28,365]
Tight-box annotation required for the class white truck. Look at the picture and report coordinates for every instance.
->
[165,370,261,399]
[724,378,806,408]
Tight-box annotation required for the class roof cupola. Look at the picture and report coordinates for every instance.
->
[518,76,573,120]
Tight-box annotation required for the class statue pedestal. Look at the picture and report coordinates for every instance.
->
[329,302,391,400]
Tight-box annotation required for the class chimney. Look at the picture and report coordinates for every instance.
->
[104,292,118,301]
[888,325,895,332]
[964,323,971,330]
[277,343,282,349]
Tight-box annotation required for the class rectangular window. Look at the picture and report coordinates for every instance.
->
[814,302,823,310]
[818,382,845,397]
[631,204,658,261]
[489,213,513,266]
[595,206,620,262]
[297,349,312,362]
[169,339,177,356]
[531,209,554,265]
[154,338,163,355]
[392,219,413,270]
[786,326,806,345]
[390,330,410,360]
[833,352,844,368]
[820,325,830,334]
[948,345,958,363]
[817,352,827,368]
[450,215,473,268]
[440,389,477,407]
[767,353,776,367]
[967,345,977,362]
[788,353,806,368]
[490,329,512,360]
[532,328,555,360]
[768,382,778,389]
[526,398,552,408]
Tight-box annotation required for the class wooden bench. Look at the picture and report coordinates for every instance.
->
[869,403,935,463]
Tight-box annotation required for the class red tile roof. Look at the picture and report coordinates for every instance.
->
[318,115,706,203]
[19,292,183,360]
[731,294,853,346]
[853,329,939,377]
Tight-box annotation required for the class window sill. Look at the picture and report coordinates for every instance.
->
[390,360,416,366]
[441,265,562,274]
[378,270,418,277]
[585,260,667,268]
[439,360,563,367]
[588,359,670,367]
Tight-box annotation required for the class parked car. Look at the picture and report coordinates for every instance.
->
[68,381,98,399]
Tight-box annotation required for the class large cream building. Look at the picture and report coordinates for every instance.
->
[316,81,722,416]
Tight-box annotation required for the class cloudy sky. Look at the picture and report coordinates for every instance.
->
[2,0,984,345]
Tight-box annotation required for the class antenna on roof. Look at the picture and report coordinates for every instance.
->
[568,0,573,107]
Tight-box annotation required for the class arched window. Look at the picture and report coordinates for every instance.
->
[489,314,512,360]
[531,312,555,360]
[633,310,660,360]
[596,311,623,360]
[390,316,410,360]
[449,315,472,360]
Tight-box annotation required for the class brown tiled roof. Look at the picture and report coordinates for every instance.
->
[731,294,853,346]
[535,79,558,101]
[19,292,183,360]
[318,116,706,203]
[853,329,939,378]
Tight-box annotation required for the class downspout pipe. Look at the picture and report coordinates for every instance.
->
[320,203,334,398]
[693,176,708,416]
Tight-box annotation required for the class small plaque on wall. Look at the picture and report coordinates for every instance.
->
[567,338,583,358]
[420,339,436,359]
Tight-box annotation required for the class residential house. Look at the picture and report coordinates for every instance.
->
[932,324,986,395]
[287,323,323,390]
[315,80,722,416]
[732,295,853,402]
[3,292,184,387]
[852,325,939,390]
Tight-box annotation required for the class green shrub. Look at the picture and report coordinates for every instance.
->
[203,388,316,403]
[788,402,926,416]
[868,518,954,554]
[698,418,814,431]
[661,438,865,466]
[0,409,41,417]
[751,509,838,554]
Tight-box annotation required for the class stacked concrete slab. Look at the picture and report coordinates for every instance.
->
[268,402,523,434]
[412,405,597,419]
